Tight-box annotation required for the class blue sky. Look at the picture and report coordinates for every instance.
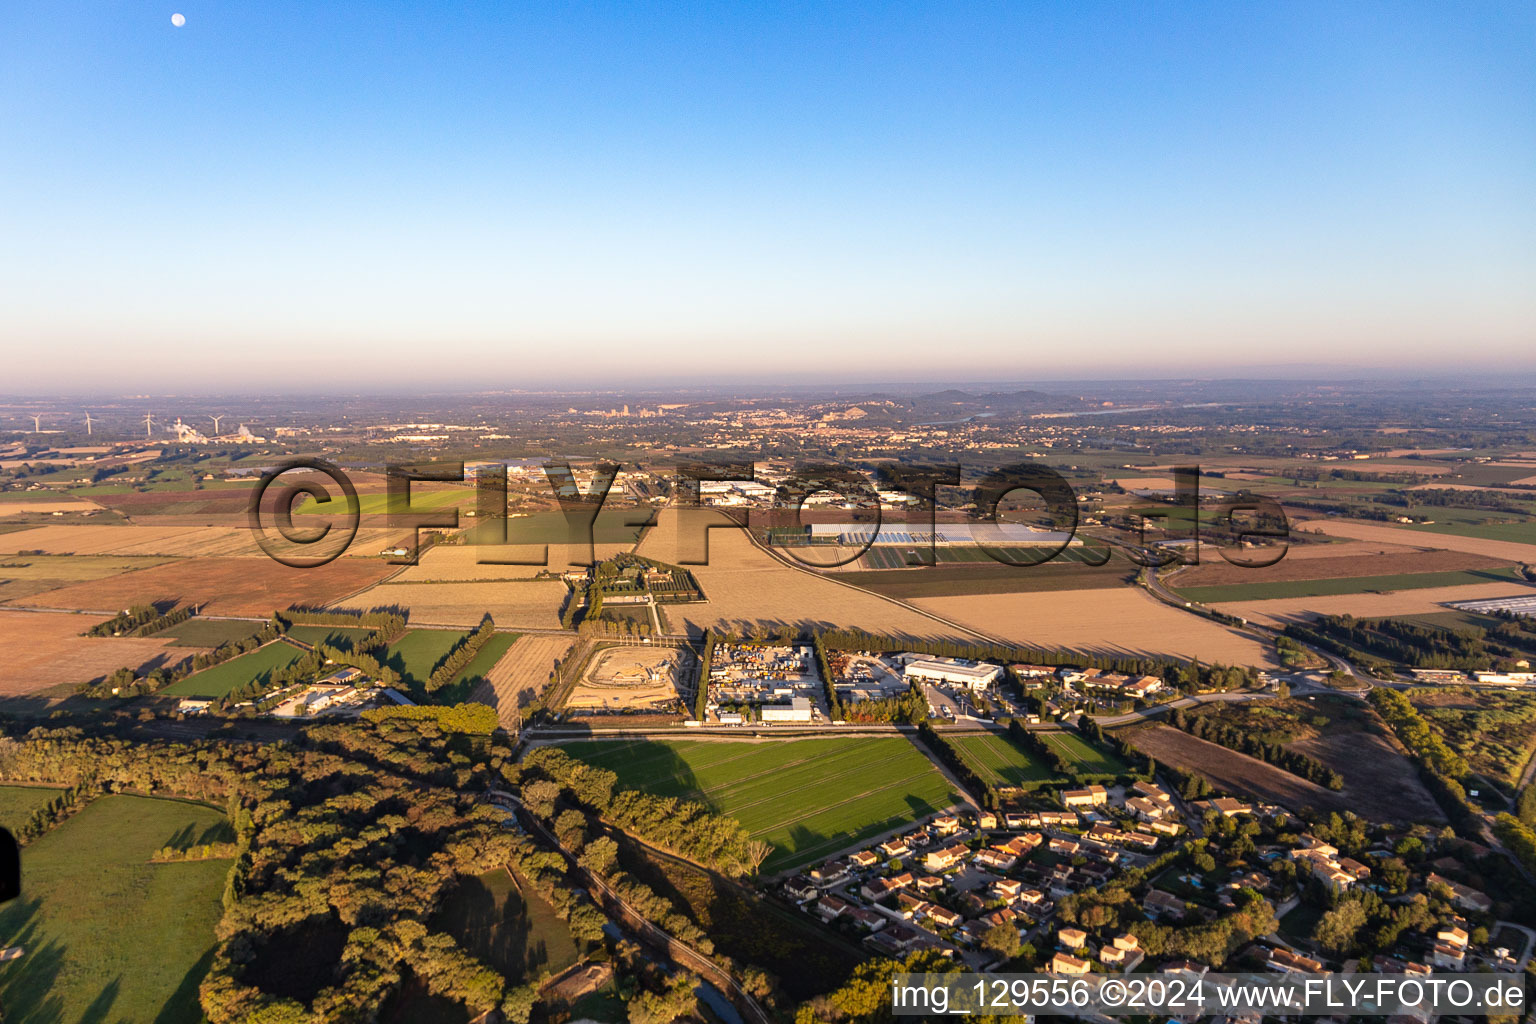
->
[1,2,1533,390]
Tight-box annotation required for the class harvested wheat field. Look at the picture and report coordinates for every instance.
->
[466,634,575,727]
[1169,546,1509,588]
[391,543,632,582]
[332,579,569,628]
[0,610,207,694]
[632,508,965,640]
[1295,518,1536,562]
[909,588,1280,666]
[0,524,409,558]
[0,499,103,516]
[1212,580,1536,628]
[10,556,397,617]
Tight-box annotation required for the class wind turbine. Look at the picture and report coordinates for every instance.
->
[83,412,94,436]
[209,414,224,435]
[143,412,156,438]
[30,415,42,433]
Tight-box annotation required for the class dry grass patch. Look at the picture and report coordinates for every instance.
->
[391,543,631,582]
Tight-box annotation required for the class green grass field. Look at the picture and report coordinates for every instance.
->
[149,618,266,648]
[1037,730,1128,776]
[161,639,309,697]
[384,628,471,687]
[430,867,579,985]
[559,737,957,873]
[948,733,1061,789]
[285,624,378,650]
[0,795,233,1024]
[293,489,468,516]
[1404,518,1536,546]
[0,784,67,832]
[432,632,520,703]
[1175,567,1523,604]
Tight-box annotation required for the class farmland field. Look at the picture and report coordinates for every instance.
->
[467,634,574,729]
[0,553,173,604]
[1037,729,1128,775]
[557,737,957,873]
[1173,567,1523,604]
[431,631,521,703]
[1295,518,1536,564]
[391,542,633,581]
[8,554,398,617]
[383,628,472,687]
[638,520,967,641]
[0,523,411,558]
[149,617,266,648]
[909,588,1281,666]
[0,794,233,1024]
[948,732,1060,788]
[333,579,569,628]
[0,609,204,694]
[1167,546,1510,589]
[161,639,310,697]
[1211,580,1536,629]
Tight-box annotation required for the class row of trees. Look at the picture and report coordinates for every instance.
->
[85,603,193,638]
[519,746,771,876]
[425,614,496,692]
[1168,708,1344,789]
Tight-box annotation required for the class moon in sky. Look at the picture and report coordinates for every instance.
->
[171,12,186,27]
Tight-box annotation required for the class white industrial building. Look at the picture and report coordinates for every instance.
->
[903,657,1002,692]
[761,696,814,722]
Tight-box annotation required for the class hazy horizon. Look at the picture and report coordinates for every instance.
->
[3,2,1533,390]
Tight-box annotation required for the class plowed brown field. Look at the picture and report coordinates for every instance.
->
[0,610,208,694]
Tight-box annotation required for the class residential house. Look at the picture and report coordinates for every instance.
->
[1057,926,1088,950]
[815,895,850,922]
[926,843,970,872]
[1061,785,1109,809]
[1143,889,1187,920]
[1049,952,1091,975]
[1267,947,1326,974]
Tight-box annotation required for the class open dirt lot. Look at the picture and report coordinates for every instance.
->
[566,646,693,711]
[1211,580,1536,628]
[0,610,208,694]
[909,588,1280,666]
[332,579,569,628]
[8,556,397,617]
[1295,518,1536,563]
[1118,723,1421,822]
[1169,547,1510,588]
[466,634,574,728]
